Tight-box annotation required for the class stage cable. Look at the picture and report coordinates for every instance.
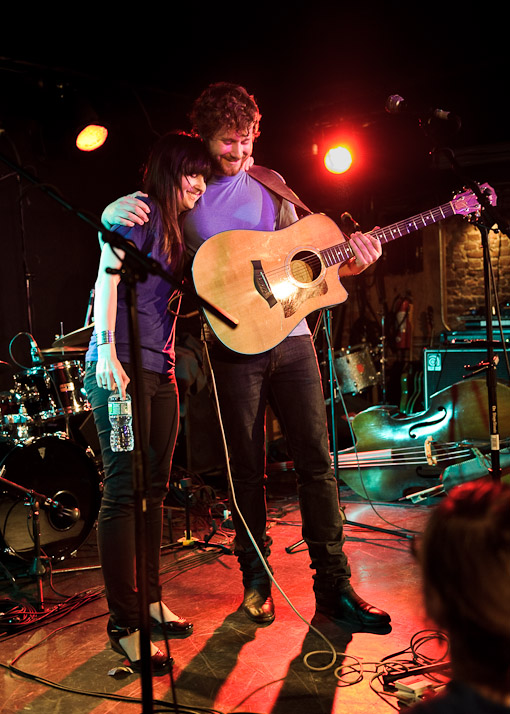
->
[202,335,344,673]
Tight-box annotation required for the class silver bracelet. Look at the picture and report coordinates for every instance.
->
[97,330,115,346]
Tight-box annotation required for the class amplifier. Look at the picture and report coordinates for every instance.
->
[444,331,510,343]
[424,347,509,408]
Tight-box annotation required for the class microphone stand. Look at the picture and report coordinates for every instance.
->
[286,309,412,557]
[436,148,510,481]
[0,465,80,612]
[0,150,238,714]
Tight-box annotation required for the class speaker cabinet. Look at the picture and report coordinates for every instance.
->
[424,347,509,407]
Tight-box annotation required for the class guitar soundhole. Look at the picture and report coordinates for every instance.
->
[290,251,322,284]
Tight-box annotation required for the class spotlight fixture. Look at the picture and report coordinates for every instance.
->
[71,90,108,152]
[324,145,353,174]
[76,123,108,152]
[35,80,109,154]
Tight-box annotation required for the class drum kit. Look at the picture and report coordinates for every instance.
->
[332,343,381,396]
[0,325,101,568]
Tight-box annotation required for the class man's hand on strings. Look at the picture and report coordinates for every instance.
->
[344,230,382,276]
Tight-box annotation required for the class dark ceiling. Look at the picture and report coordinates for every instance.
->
[2,7,508,219]
[0,8,508,367]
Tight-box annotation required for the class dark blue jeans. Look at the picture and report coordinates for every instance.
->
[84,363,179,628]
[209,335,350,594]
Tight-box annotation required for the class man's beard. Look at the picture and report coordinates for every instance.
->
[214,155,246,176]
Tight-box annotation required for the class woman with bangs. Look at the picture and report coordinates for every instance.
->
[84,132,211,672]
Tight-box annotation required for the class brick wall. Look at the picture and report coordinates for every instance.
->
[443,216,510,329]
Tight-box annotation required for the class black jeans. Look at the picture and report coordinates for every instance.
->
[209,335,351,594]
[84,363,179,628]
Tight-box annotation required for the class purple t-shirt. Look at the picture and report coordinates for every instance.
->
[86,199,178,374]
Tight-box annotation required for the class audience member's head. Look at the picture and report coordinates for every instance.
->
[419,479,510,697]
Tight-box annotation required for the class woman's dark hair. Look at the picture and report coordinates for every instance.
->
[190,82,261,140]
[420,479,510,691]
[143,132,211,269]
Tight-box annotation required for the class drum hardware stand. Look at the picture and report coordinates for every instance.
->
[0,530,18,589]
[1,151,237,714]
[0,465,80,611]
[173,477,231,554]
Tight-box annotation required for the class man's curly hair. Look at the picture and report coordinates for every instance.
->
[190,82,261,140]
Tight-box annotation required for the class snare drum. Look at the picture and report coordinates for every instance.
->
[0,434,101,560]
[334,344,379,394]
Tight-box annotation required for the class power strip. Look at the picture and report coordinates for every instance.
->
[393,676,446,704]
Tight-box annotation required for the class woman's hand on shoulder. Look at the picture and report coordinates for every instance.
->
[101,191,151,229]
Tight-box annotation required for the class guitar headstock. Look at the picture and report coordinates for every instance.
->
[451,182,497,218]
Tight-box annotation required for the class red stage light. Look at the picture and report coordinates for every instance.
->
[324,145,353,174]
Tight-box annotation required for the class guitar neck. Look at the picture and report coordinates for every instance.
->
[322,200,458,267]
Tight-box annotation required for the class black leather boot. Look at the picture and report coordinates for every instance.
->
[242,587,275,624]
[315,585,391,628]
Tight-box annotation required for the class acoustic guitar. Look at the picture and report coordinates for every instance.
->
[192,184,496,355]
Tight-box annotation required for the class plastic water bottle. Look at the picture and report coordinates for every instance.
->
[108,393,134,452]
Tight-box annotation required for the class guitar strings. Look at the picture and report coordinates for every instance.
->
[335,440,508,469]
[260,199,459,286]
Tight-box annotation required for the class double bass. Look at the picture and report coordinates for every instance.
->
[336,378,510,502]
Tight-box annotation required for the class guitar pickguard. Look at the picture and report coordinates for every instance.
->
[252,250,329,318]
[280,280,328,318]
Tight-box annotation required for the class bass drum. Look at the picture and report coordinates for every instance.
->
[0,434,101,561]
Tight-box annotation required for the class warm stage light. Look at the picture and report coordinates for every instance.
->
[76,124,108,152]
[324,145,353,174]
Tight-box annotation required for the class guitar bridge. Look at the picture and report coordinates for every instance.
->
[252,260,277,308]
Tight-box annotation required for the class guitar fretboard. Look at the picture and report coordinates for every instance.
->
[321,200,457,267]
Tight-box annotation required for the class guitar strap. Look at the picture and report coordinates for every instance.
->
[246,165,313,215]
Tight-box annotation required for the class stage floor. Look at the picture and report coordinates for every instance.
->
[0,476,448,713]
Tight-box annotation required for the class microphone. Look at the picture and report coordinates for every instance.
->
[60,506,81,522]
[84,288,95,327]
[385,94,461,129]
[29,335,44,365]
[44,496,81,522]
[340,211,361,234]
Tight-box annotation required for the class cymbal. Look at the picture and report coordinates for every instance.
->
[41,346,87,355]
[52,324,94,348]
